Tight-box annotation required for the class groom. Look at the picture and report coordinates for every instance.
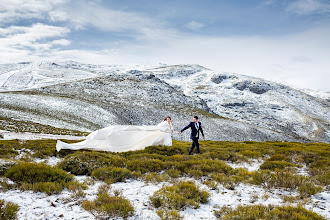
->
[179,116,205,155]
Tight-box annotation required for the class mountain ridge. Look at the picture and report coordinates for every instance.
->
[0,61,328,143]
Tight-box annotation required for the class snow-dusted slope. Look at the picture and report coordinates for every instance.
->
[0,61,329,143]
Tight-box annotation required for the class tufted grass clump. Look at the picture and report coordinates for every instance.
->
[4,162,74,195]
[156,208,183,220]
[57,151,126,175]
[250,170,306,190]
[260,160,297,170]
[81,185,134,219]
[0,199,19,220]
[5,162,73,184]
[250,170,322,198]
[91,166,132,183]
[0,159,20,176]
[214,204,326,220]
[150,181,210,210]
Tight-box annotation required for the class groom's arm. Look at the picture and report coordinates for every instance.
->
[180,123,191,132]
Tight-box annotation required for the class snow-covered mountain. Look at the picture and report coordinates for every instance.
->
[0,61,329,143]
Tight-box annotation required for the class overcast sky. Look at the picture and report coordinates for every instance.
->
[0,0,329,90]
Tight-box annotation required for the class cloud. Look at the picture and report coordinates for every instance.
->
[185,21,205,30]
[0,23,70,61]
[0,0,329,91]
[0,0,69,25]
[286,0,330,15]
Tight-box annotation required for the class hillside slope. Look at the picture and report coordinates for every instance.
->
[0,61,328,142]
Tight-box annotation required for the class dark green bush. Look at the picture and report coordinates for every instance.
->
[298,182,323,198]
[267,154,290,162]
[214,204,326,220]
[20,182,63,195]
[0,199,19,220]
[150,181,209,210]
[82,190,134,219]
[0,159,19,176]
[57,151,126,175]
[5,162,73,185]
[156,208,183,220]
[92,167,132,183]
[249,170,319,191]
[126,158,171,173]
[4,162,74,194]
[260,161,296,170]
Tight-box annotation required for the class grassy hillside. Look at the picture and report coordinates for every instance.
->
[0,140,329,219]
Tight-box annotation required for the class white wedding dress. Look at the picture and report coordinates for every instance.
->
[56,121,173,152]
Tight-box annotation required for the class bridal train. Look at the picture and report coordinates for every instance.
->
[56,119,174,153]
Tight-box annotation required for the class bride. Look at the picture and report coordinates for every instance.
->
[56,116,174,152]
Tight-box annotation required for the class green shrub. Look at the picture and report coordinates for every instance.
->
[214,204,326,220]
[92,167,132,183]
[144,172,170,183]
[156,208,183,220]
[166,169,182,178]
[126,158,170,173]
[298,182,323,198]
[267,154,290,162]
[5,162,73,185]
[203,180,219,190]
[4,162,74,194]
[150,181,209,210]
[0,199,19,220]
[174,159,232,178]
[260,161,296,170]
[239,150,262,158]
[57,151,126,175]
[20,182,63,195]
[81,189,134,219]
[250,170,307,190]
[0,159,19,176]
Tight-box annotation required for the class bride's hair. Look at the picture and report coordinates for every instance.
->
[163,116,171,121]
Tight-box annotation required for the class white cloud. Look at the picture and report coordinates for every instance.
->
[0,23,70,60]
[0,0,329,91]
[286,0,330,15]
[0,0,69,24]
[185,21,205,30]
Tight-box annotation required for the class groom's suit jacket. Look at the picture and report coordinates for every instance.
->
[181,121,204,139]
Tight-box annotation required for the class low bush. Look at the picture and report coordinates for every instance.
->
[203,180,219,190]
[298,182,323,198]
[250,170,307,190]
[5,162,73,185]
[57,151,126,175]
[81,186,134,219]
[239,150,262,158]
[0,199,19,220]
[214,204,326,219]
[4,162,74,194]
[144,172,170,183]
[20,182,63,195]
[166,169,182,178]
[126,158,171,174]
[267,154,290,162]
[156,208,183,220]
[91,167,132,183]
[260,161,296,170]
[0,159,19,176]
[150,181,209,210]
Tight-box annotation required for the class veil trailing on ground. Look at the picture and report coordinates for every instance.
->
[56,121,173,152]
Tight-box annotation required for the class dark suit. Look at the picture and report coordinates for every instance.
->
[181,121,204,154]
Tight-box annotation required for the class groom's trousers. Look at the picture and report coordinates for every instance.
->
[189,137,200,154]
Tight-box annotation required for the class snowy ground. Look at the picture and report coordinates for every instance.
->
[0,130,86,140]
[1,157,329,220]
